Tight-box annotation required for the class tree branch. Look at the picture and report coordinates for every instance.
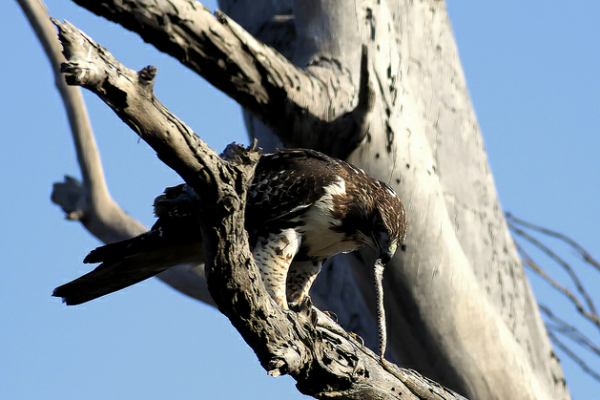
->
[508,219,600,330]
[515,242,600,328]
[17,0,214,304]
[507,212,600,274]
[540,305,600,358]
[68,0,372,157]
[508,214,600,385]
[16,0,144,241]
[53,18,466,400]
[547,331,600,384]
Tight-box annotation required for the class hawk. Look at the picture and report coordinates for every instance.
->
[53,149,407,310]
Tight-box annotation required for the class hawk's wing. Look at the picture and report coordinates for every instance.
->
[53,184,203,305]
[53,149,359,306]
[246,149,344,234]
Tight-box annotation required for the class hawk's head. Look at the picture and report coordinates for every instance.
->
[362,181,407,264]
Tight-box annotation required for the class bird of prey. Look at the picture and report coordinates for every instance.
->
[53,149,407,310]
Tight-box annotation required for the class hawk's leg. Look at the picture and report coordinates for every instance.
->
[286,261,322,311]
[252,229,301,310]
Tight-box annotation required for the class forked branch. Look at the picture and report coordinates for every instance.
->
[17,0,215,304]
[68,0,373,157]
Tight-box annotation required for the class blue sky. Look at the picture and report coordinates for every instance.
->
[2,1,599,399]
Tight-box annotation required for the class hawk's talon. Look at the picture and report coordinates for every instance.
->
[323,310,338,323]
[288,297,318,326]
[349,332,365,347]
[288,296,312,313]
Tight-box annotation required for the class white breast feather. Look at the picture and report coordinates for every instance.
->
[253,229,301,309]
[299,177,360,258]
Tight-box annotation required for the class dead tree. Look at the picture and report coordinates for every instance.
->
[18,0,572,399]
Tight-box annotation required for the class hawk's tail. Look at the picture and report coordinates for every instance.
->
[53,233,203,305]
[82,234,152,264]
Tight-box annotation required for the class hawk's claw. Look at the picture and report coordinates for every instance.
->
[323,310,338,323]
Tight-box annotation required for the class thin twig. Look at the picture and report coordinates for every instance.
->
[507,213,600,273]
[547,330,600,383]
[508,214,600,383]
[515,242,600,328]
[508,222,599,323]
[540,305,600,357]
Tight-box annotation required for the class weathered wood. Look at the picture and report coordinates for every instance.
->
[42,1,571,399]
[17,0,214,303]
[221,2,571,399]
[53,19,467,400]
[68,0,371,158]
[16,0,145,241]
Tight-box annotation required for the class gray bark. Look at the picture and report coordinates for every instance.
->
[22,0,571,399]
[53,18,468,399]
[223,2,570,399]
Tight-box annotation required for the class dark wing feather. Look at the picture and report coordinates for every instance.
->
[246,149,343,231]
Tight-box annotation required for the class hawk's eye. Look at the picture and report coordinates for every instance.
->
[388,242,397,255]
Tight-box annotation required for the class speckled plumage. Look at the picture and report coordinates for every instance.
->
[53,149,407,308]
[245,149,406,309]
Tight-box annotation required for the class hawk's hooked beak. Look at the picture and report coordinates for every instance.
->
[378,242,397,265]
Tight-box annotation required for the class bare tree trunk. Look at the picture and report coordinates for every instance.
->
[22,0,571,399]
[220,2,570,399]
[52,18,471,399]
